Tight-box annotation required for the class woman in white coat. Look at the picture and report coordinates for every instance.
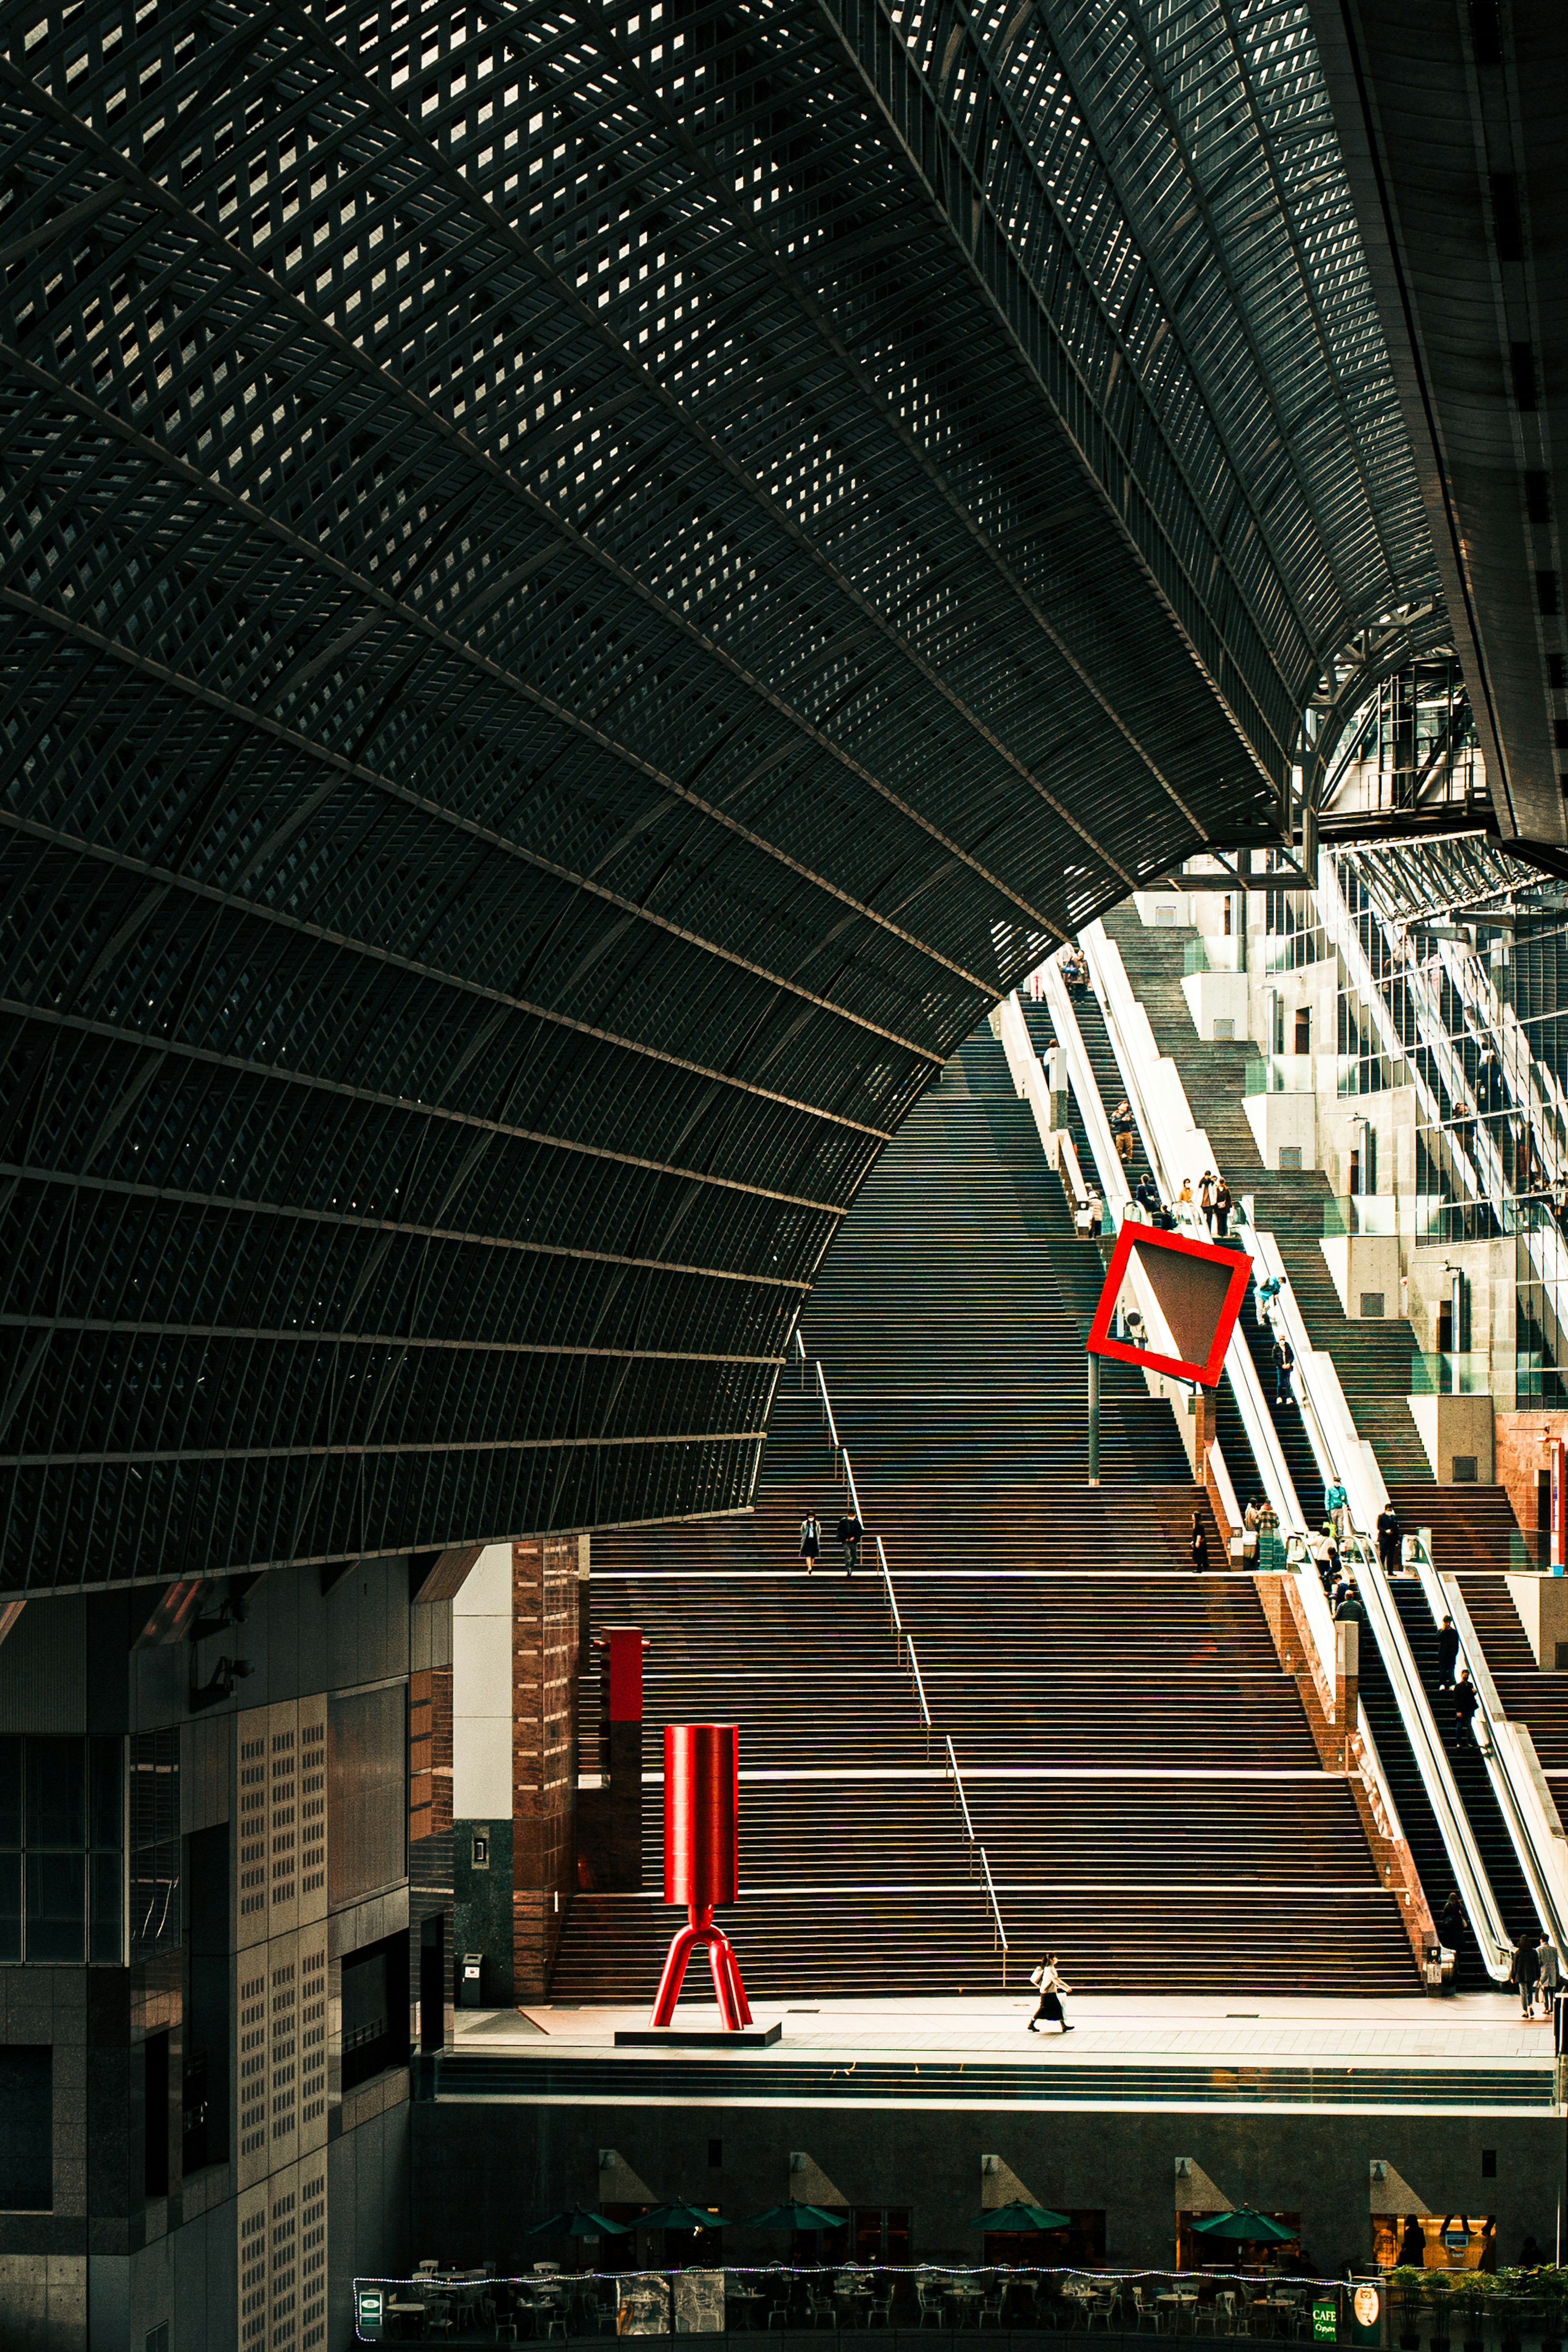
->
[1027,1953,1073,2034]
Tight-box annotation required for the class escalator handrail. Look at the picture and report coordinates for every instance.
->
[1316,860,1559,1962]
[1410,1546,1568,1958]
[1082,916,1515,1980]
[1020,974,1425,1895]
[1078,924,1311,1541]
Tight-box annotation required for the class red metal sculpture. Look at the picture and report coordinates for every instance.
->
[648,1723,753,2030]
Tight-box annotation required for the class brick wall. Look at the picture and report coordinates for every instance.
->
[511,1537,581,2000]
[409,1669,454,1847]
[1494,1411,1568,1550]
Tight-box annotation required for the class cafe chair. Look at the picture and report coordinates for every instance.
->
[917,2281,947,2330]
[978,2284,1007,2329]
[866,2282,896,2330]
[1127,2285,1159,2334]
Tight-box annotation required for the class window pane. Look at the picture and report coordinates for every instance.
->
[27,1852,85,1962]
[27,1740,83,1851]
[0,1853,20,1961]
[91,1851,123,1964]
[90,1740,123,1851]
[0,1739,19,1849]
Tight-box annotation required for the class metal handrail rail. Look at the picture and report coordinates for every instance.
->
[945,1735,975,1847]
[802,1337,1005,1976]
[978,1846,1009,1960]
[877,1536,902,1646]
[815,1360,840,1459]
[906,1635,932,1731]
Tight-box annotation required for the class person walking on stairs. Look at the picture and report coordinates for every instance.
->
[1111,1100,1136,1167]
[799,1514,821,1576]
[1189,1511,1209,1573]
[1436,1615,1460,1691]
[1515,1933,1541,2018]
[836,1512,863,1577]
[1027,1953,1073,2034]
[1377,1503,1403,1577]
[1273,1332,1296,1407]
[1213,1178,1232,1239]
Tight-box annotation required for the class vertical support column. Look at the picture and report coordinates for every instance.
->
[1087,1352,1100,1486]
[511,1536,583,2001]
[1333,1619,1359,1774]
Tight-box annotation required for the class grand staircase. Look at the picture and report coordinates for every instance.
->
[549,1030,1416,2001]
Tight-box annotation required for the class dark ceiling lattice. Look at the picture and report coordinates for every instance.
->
[0,0,1438,1587]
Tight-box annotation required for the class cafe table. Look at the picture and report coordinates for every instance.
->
[1154,2289,1200,2334]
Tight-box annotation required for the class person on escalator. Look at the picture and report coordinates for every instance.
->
[1377,1503,1403,1576]
[1324,1477,1349,1542]
[1134,1171,1160,1221]
[1272,1333,1296,1406]
[1438,1888,1466,1959]
[1436,1615,1461,1691]
[1537,1938,1562,2016]
[1214,1178,1233,1239]
[1514,1933,1541,2018]
[1452,1666,1479,1733]
[1111,1100,1136,1167]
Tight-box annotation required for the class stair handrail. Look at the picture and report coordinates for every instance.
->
[944,1733,1009,1960]
[876,1535,902,1648]
[906,1635,932,1733]
[945,1734,976,1846]
[1082,915,1516,1979]
[801,1339,1004,1970]
[978,1845,1009,1962]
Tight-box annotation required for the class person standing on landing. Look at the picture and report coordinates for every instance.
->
[1027,1953,1073,2034]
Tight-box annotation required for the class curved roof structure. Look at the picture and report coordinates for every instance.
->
[0,0,1448,1586]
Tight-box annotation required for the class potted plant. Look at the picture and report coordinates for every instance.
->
[1447,2272,1492,2352]
[1388,2267,1427,2351]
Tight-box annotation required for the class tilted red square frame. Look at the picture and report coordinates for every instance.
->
[1085,1219,1252,1389]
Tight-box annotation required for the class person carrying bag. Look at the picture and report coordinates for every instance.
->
[1027,1953,1074,2034]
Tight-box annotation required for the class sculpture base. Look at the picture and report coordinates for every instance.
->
[615,2022,781,2047]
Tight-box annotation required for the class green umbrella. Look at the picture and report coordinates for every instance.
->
[966,2203,1071,2232]
[526,2207,633,2238]
[734,2202,850,2232]
[1192,2210,1297,2245]
[639,2201,731,2231]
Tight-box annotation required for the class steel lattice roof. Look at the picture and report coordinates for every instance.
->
[0,0,1439,1586]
